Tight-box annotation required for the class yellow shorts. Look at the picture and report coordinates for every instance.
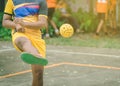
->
[12,32,46,58]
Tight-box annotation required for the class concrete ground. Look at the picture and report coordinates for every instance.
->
[0,41,120,86]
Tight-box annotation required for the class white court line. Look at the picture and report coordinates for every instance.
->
[0,48,120,58]
[48,50,120,58]
[0,48,15,52]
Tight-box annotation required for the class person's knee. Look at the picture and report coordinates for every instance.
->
[14,37,30,50]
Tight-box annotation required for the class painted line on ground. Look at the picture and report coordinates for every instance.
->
[0,62,65,79]
[64,62,120,70]
[0,48,15,52]
[48,50,120,58]
[0,48,120,58]
[1,62,120,79]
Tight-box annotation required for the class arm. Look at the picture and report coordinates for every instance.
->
[24,15,48,29]
[2,0,24,32]
[24,0,48,29]
[15,15,48,29]
[2,14,25,32]
[2,0,15,29]
[2,14,16,29]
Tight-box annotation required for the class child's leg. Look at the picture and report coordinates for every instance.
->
[96,19,104,35]
[31,65,44,86]
[14,37,39,55]
[14,37,44,86]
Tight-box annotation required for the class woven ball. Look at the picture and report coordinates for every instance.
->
[59,24,74,38]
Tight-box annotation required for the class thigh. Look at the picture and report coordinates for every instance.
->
[98,13,105,20]
[48,8,55,20]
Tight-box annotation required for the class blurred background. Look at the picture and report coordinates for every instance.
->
[0,0,120,49]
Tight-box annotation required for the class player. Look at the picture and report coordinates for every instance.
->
[45,0,59,38]
[56,0,80,33]
[2,0,48,86]
[95,0,108,36]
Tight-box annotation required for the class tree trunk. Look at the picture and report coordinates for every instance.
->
[89,0,93,13]
[0,0,5,12]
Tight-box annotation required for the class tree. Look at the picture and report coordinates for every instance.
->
[0,0,5,12]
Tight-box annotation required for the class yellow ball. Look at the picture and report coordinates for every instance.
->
[59,24,74,38]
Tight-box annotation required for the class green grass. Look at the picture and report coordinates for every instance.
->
[1,32,120,49]
[45,33,120,49]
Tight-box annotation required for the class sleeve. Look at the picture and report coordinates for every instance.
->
[4,0,14,16]
[39,0,48,16]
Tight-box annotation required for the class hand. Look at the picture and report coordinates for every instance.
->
[16,24,25,32]
[13,18,25,32]
[14,18,25,26]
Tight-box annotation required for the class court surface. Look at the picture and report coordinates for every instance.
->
[0,41,120,86]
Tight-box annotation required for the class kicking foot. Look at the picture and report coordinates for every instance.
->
[20,52,48,66]
[55,29,59,36]
[45,33,50,38]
